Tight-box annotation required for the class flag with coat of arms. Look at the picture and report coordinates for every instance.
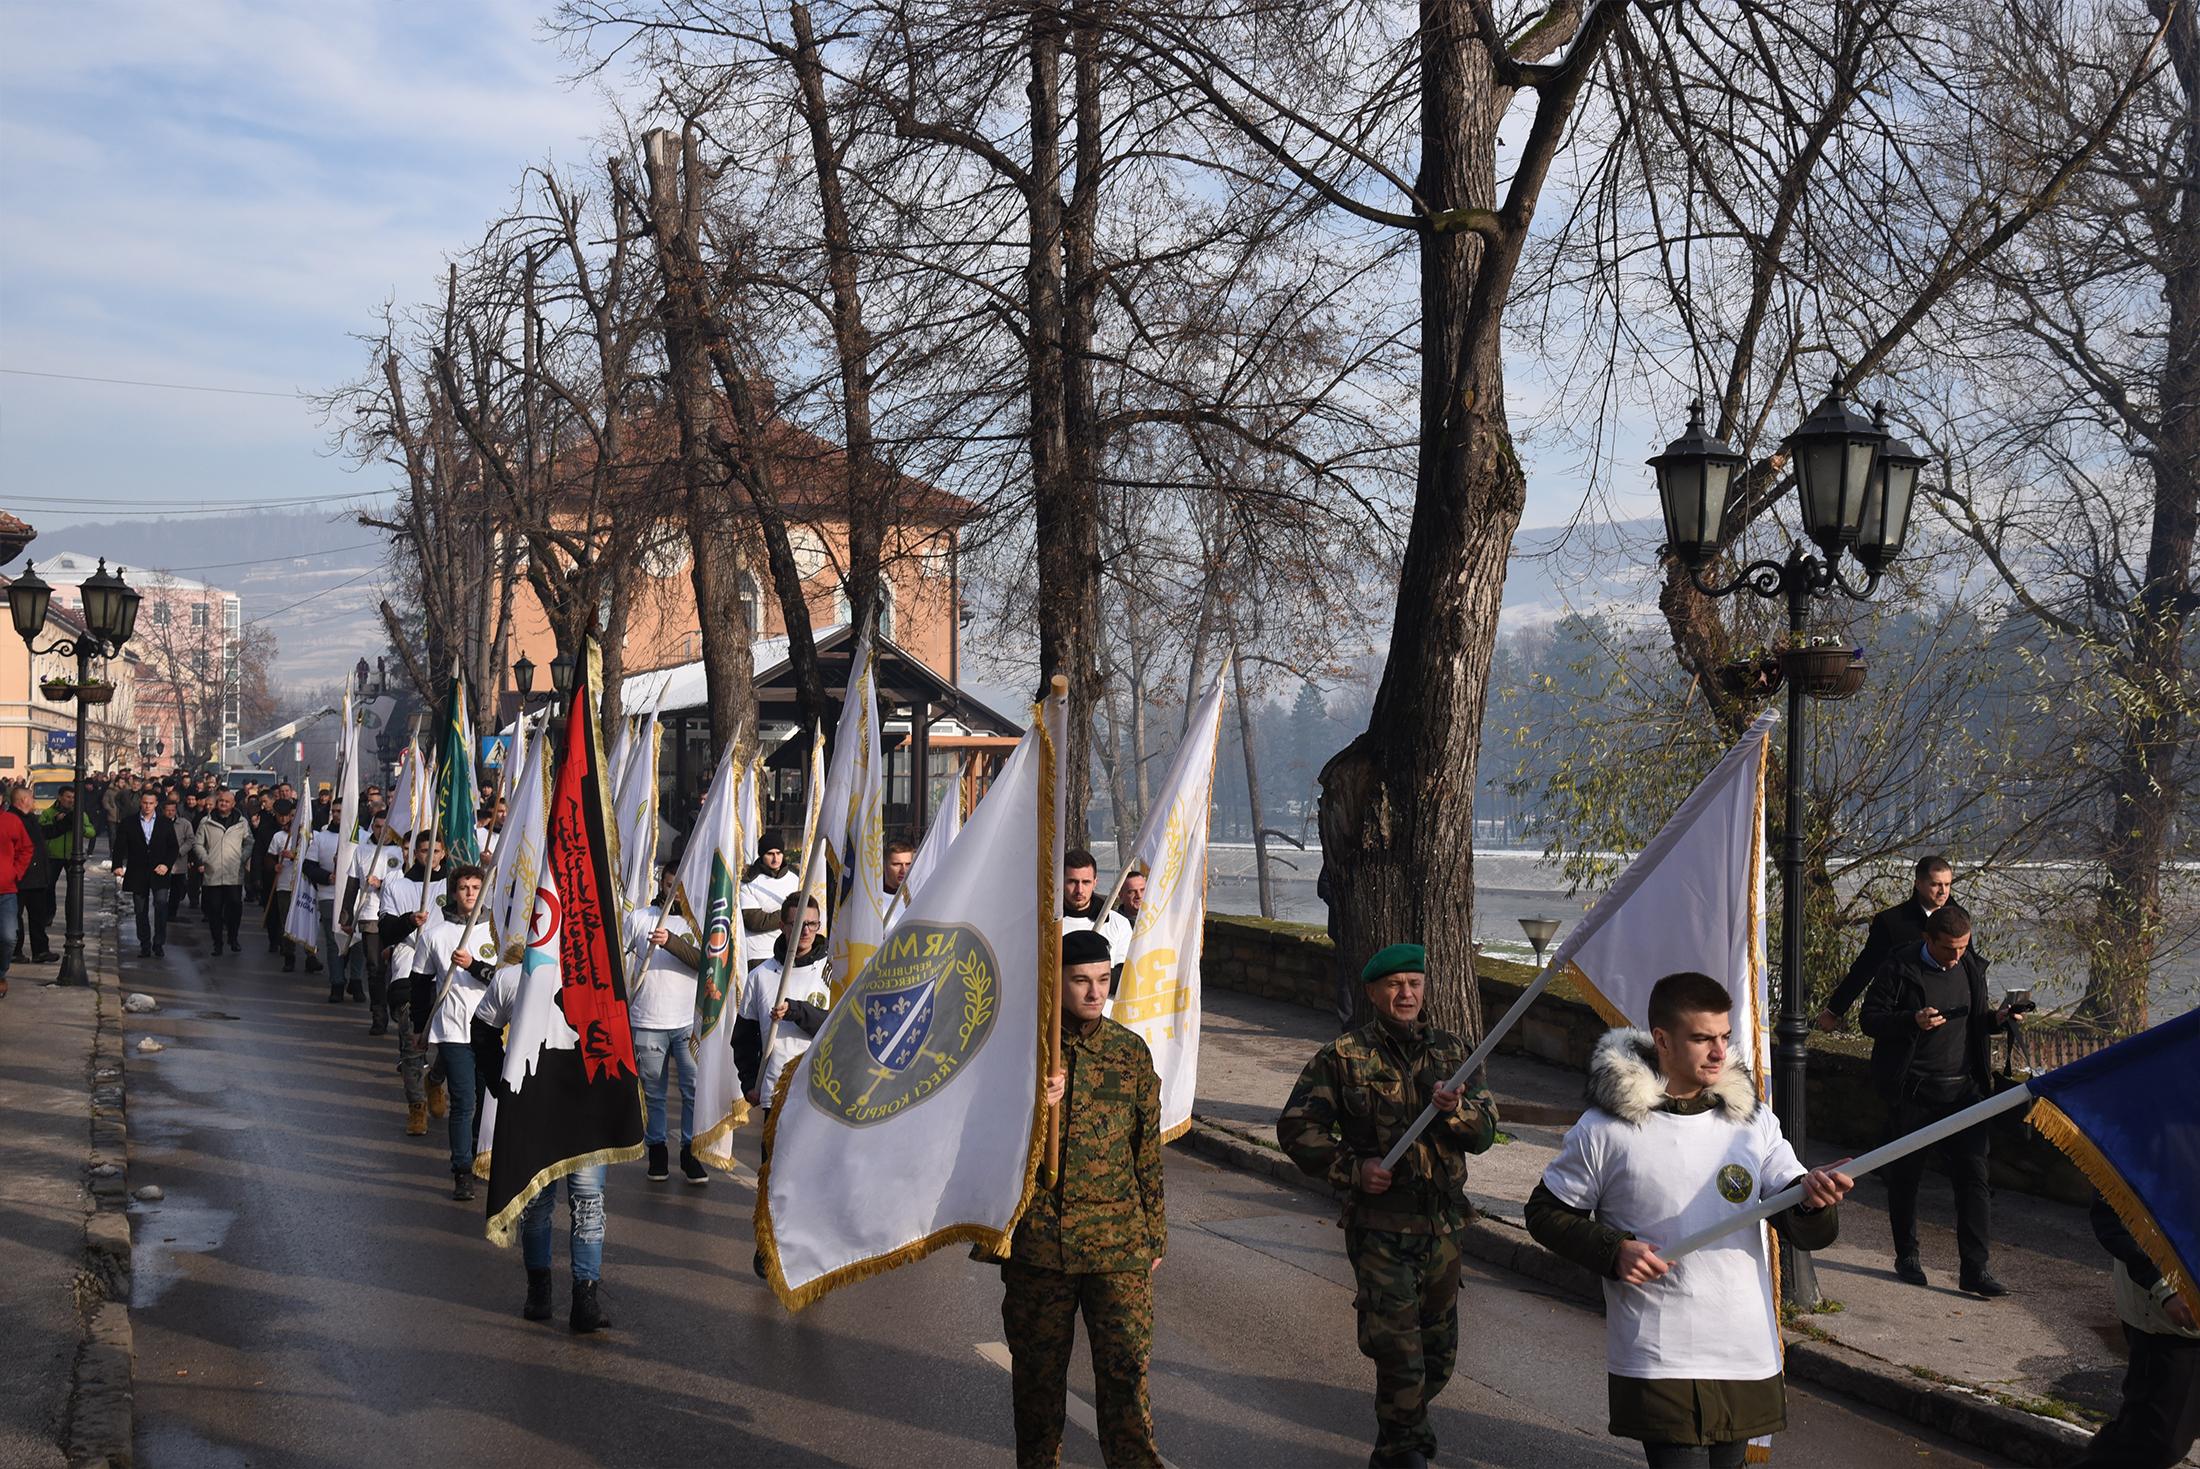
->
[757,682,1064,1310]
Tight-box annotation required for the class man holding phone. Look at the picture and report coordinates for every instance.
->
[1860,903,2024,1297]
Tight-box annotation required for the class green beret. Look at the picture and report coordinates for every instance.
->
[1361,943,1426,984]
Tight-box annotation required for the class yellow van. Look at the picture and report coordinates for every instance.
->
[27,764,76,811]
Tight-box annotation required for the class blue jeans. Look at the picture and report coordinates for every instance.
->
[632,1026,697,1147]
[521,1164,605,1282]
[437,1041,481,1176]
[0,892,17,979]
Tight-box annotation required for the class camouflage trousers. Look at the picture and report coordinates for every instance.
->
[1347,1225,1463,1467]
[1000,1259,1162,1469]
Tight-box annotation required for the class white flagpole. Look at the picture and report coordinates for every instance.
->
[1658,1083,2035,1263]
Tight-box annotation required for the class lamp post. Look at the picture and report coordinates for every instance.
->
[9,559,140,988]
[1519,915,1561,967]
[1651,389,1922,1307]
[548,650,574,720]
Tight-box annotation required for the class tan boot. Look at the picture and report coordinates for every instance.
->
[427,1080,449,1119]
[406,1101,429,1136]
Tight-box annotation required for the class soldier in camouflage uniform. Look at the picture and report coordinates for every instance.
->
[1000,927,1167,1469]
[1278,942,1499,1469]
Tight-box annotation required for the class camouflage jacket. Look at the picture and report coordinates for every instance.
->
[1011,1016,1167,1273]
[1277,1016,1498,1234]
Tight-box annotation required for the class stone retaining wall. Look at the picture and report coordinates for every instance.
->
[1202,912,2091,1204]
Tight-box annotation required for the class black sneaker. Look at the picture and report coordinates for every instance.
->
[1894,1255,1929,1286]
[753,1249,767,1280]
[153,944,164,957]
[646,1141,669,1180]
[305,958,323,973]
[1960,1271,2011,1298]
[680,1146,708,1185]
[570,1279,608,1334]
[327,989,346,1004]
[523,1268,554,1321]
[231,942,243,954]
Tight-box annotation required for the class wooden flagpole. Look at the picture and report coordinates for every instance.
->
[1044,676,1068,1187]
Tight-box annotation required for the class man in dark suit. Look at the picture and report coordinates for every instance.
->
[112,788,181,958]
[1817,854,1953,1030]
[1859,903,2023,1297]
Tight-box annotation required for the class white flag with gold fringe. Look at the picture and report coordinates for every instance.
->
[757,684,1064,1310]
[1107,665,1227,1141]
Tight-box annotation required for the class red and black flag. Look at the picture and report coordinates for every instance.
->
[485,643,645,1244]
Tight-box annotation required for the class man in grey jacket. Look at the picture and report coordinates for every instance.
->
[190,790,252,954]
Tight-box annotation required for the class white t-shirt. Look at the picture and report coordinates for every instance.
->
[625,905,697,1032]
[380,872,448,977]
[1063,908,1133,968]
[1541,1102,1803,1381]
[740,868,800,967]
[349,840,404,925]
[740,948,829,1106]
[418,908,497,1045]
[303,828,343,904]
[269,829,300,896]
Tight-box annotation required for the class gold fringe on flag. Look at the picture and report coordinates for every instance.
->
[2027,1097,2199,1321]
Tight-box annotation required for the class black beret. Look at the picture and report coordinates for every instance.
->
[1062,928,1112,968]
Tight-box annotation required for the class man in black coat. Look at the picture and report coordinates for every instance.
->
[8,785,56,962]
[1859,903,2022,1298]
[1818,854,1953,1029]
[112,788,181,958]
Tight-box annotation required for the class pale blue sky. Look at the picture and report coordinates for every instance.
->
[1,2,1662,539]
[0,0,615,530]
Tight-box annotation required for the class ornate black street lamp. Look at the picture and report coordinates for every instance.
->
[1652,388,1921,1306]
[548,649,575,720]
[9,559,140,987]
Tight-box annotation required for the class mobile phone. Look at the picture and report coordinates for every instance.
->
[1936,1004,1971,1021]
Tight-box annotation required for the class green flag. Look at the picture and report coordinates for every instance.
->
[435,663,480,865]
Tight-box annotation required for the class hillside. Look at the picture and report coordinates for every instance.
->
[5,505,393,692]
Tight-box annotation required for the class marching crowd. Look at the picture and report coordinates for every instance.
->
[18,759,2186,1469]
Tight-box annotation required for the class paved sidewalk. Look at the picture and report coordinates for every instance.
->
[0,871,129,1469]
[1193,987,2178,1462]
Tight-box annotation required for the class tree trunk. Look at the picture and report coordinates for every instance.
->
[789,3,888,639]
[1027,3,1102,845]
[2080,0,2200,1033]
[1099,669,1134,865]
[1318,0,1516,1041]
[1233,650,1274,918]
[599,554,631,734]
[643,127,758,760]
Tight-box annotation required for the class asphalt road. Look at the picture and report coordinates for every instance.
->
[122,925,2005,1469]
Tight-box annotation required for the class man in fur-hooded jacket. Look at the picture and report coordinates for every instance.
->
[1526,972,1855,1469]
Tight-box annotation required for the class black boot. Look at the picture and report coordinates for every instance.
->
[523,1269,554,1321]
[327,986,345,1003]
[570,1278,608,1334]
[368,1005,389,1037]
[451,1171,475,1202]
[680,1145,708,1185]
[646,1141,668,1181]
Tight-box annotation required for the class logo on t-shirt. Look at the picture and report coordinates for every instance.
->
[1717,1162,1754,1204]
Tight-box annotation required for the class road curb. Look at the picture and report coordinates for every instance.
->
[65,882,133,1469]
[1178,1117,2092,1465]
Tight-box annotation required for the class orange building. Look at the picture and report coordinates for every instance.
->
[493,435,1016,836]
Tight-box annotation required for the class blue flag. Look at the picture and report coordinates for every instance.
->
[2027,1007,2200,1320]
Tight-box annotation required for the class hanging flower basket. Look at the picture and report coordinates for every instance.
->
[38,678,75,702]
[1713,655,1783,702]
[1781,645,1859,696]
[77,681,116,705]
[1809,657,1867,702]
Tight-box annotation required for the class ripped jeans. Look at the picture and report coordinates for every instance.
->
[520,1164,605,1282]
